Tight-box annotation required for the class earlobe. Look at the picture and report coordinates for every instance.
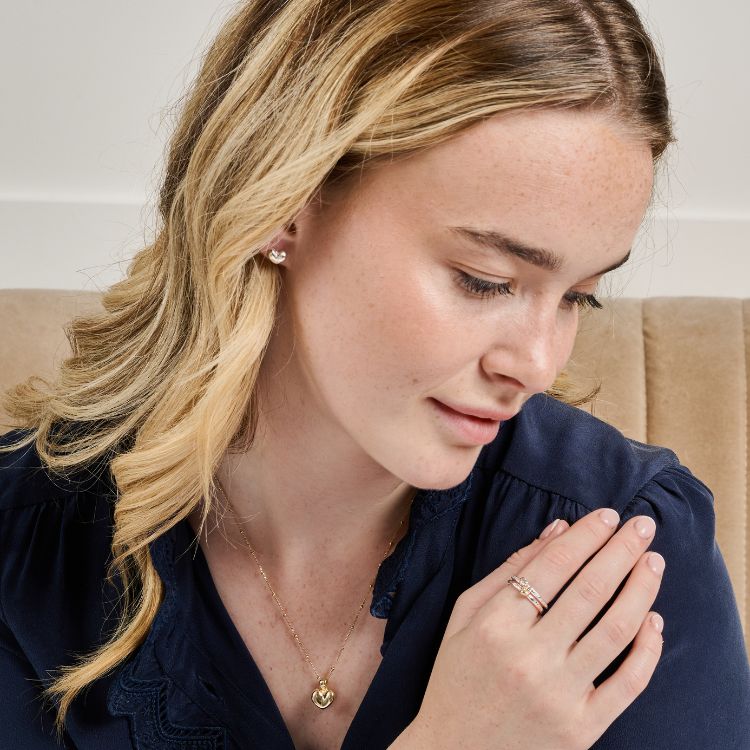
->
[267,247,287,264]
[261,222,294,265]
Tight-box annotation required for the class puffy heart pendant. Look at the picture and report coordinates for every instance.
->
[311,678,335,709]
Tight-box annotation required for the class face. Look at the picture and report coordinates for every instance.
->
[261,108,654,490]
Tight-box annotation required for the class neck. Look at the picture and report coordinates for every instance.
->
[192,300,419,575]
[203,447,416,576]
[192,385,418,578]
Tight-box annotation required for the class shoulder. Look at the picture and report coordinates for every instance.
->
[0,428,81,510]
[0,425,116,539]
[472,406,750,746]
[0,428,117,628]
[0,427,114,510]
[465,393,716,579]
[478,392,693,515]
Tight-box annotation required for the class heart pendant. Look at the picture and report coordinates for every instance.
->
[311,679,335,709]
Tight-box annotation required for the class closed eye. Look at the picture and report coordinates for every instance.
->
[453,269,603,311]
[454,270,513,298]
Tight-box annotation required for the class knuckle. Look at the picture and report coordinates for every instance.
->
[601,617,631,647]
[621,666,648,698]
[643,637,663,659]
[577,570,609,604]
[506,549,525,567]
[474,612,504,646]
[506,660,536,684]
[541,543,576,572]
[581,520,609,546]
[633,567,659,596]
[621,533,646,559]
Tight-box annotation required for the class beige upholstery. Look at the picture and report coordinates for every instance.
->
[1,289,748,658]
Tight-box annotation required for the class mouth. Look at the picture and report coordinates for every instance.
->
[433,398,518,422]
[429,398,506,445]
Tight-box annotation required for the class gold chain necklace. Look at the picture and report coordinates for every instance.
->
[215,479,415,710]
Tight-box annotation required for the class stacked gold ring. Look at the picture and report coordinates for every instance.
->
[507,575,549,617]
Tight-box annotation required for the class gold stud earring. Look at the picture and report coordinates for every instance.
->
[268,247,287,264]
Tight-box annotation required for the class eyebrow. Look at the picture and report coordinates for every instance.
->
[448,225,632,277]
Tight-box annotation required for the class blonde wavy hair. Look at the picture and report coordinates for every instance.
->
[0,0,673,738]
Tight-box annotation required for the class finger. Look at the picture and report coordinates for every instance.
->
[583,609,664,731]
[570,548,664,681]
[537,514,656,645]
[443,518,569,639]
[484,508,621,627]
[477,518,570,601]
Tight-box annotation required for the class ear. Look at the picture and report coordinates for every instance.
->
[262,186,328,261]
[261,221,296,262]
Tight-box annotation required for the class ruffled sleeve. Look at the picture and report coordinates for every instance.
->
[465,443,750,750]
[588,464,750,749]
[0,430,127,748]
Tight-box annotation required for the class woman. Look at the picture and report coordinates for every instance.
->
[1,1,749,748]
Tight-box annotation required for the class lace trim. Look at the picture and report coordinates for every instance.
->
[107,660,227,750]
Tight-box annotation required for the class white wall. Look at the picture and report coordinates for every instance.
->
[1,1,747,295]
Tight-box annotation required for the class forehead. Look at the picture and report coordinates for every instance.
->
[355,108,655,272]
[421,108,652,197]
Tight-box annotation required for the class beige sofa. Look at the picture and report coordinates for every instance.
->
[1,289,748,658]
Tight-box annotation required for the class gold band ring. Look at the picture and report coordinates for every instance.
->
[507,575,549,617]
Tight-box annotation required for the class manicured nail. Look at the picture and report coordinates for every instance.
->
[650,613,664,633]
[540,519,561,539]
[599,508,619,527]
[647,552,665,574]
[635,516,656,538]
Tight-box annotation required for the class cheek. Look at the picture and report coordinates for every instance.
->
[374,266,473,380]
[324,261,469,393]
[290,258,443,396]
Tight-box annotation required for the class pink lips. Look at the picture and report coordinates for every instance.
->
[430,398,509,445]
[435,399,517,423]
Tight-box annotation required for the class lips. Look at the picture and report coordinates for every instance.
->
[434,399,517,423]
[430,399,504,445]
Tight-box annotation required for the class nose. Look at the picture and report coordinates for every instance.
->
[481,307,565,396]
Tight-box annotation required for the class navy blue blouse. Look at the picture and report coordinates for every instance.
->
[1,393,749,749]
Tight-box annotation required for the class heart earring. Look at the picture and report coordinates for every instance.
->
[268,247,287,265]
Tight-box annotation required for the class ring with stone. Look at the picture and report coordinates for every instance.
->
[507,574,549,617]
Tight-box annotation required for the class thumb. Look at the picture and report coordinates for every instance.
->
[443,518,569,639]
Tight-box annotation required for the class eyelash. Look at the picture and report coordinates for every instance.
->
[453,269,603,311]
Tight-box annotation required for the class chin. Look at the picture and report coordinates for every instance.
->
[395,447,479,491]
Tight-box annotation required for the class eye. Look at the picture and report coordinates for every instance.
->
[561,290,604,311]
[453,269,513,299]
[453,269,603,311]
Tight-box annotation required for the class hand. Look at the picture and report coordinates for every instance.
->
[401,509,665,750]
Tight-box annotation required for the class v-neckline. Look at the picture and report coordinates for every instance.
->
[154,475,474,748]
[171,516,404,748]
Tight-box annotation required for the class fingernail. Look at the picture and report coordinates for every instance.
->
[650,613,664,633]
[647,552,665,574]
[599,508,620,527]
[635,516,656,538]
[540,518,560,539]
